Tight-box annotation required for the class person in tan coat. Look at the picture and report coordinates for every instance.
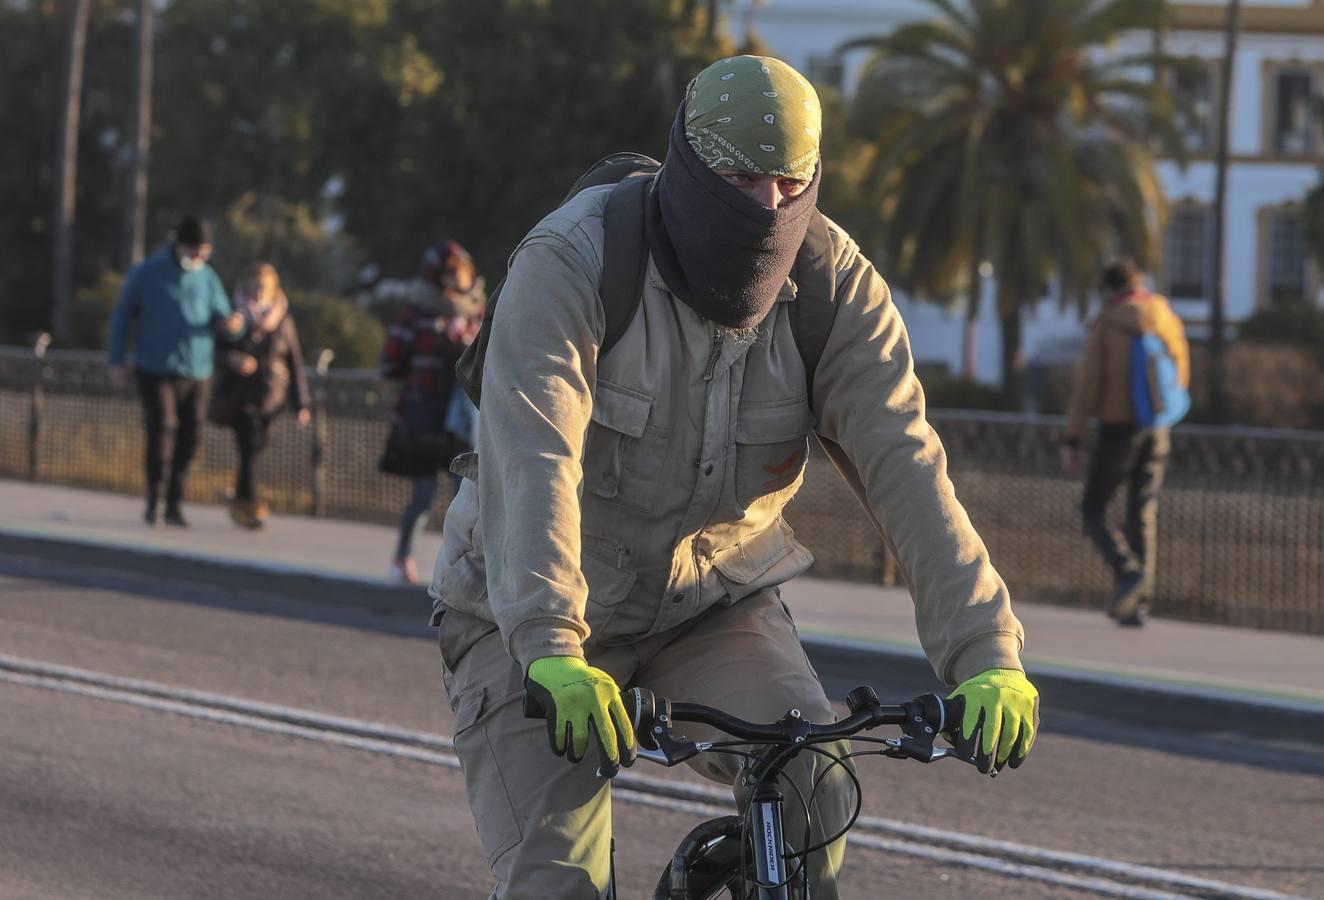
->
[431,56,1039,898]
[1062,259,1190,625]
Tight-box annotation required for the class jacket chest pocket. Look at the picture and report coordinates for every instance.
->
[583,380,669,514]
[735,398,813,511]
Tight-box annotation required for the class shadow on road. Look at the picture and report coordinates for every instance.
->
[5,546,1323,779]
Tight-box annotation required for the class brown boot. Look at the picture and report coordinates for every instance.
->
[228,499,261,530]
[252,501,270,526]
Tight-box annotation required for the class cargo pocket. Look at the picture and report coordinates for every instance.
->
[431,550,488,623]
[450,686,523,867]
[712,518,815,604]
[583,380,669,514]
[581,533,640,639]
[735,398,813,512]
[449,451,479,481]
[437,611,499,675]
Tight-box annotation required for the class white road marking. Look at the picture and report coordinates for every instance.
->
[0,654,1306,900]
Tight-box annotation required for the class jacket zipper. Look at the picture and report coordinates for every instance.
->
[703,330,724,381]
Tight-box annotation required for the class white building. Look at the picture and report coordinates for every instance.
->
[732,0,1324,387]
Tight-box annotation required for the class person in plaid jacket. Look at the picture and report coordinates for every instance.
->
[380,240,485,583]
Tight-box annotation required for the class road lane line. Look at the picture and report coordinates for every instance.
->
[0,654,1306,900]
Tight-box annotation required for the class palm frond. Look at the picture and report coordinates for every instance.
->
[839,0,1170,389]
[1069,0,1166,48]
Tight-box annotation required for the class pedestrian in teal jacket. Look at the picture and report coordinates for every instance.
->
[107,216,243,526]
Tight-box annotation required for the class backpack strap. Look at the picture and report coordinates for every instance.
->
[454,171,658,408]
[566,153,661,200]
[789,212,837,405]
[599,174,654,356]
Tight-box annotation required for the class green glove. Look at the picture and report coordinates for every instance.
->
[525,656,636,777]
[947,668,1040,774]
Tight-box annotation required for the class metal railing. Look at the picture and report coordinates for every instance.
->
[2,344,1320,634]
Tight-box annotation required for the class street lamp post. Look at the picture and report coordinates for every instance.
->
[1209,0,1242,422]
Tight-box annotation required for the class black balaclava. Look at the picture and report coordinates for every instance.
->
[645,109,821,330]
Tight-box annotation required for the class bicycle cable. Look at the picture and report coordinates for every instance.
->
[735,739,864,894]
[778,739,865,862]
[737,741,812,896]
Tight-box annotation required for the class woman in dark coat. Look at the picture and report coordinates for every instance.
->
[208,262,311,528]
[379,240,484,583]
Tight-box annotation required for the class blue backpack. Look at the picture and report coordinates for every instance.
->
[1129,332,1189,428]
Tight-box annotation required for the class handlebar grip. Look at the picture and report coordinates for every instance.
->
[525,685,656,730]
[947,693,969,735]
[911,692,961,735]
[628,687,660,750]
[524,685,657,726]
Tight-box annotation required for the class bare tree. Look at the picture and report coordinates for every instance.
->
[1208,0,1242,422]
[123,0,154,268]
[51,0,91,343]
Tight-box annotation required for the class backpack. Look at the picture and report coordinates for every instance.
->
[1129,331,1189,428]
[455,152,838,409]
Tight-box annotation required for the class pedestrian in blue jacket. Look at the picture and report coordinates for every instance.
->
[108,216,243,526]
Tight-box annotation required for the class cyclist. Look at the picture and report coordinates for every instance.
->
[430,56,1039,899]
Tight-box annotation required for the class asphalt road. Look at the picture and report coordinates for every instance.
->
[1,554,1321,900]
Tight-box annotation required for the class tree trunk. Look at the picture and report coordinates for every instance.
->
[999,304,1024,408]
[122,0,154,269]
[962,254,982,379]
[1208,0,1241,423]
[962,305,978,380]
[51,0,91,343]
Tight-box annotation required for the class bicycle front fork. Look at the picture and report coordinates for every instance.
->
[750,783,795,899]
[604,838,618,900]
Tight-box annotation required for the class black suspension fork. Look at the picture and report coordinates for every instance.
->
[749,782,791,900]
[743,728,815,899]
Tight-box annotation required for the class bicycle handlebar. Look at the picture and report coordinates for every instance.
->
[630,684,957,753]
[521,682,968,769]
[660,698,909,743]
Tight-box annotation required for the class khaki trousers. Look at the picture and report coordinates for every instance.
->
[439,588,854,899]
[1082,425,1170,591]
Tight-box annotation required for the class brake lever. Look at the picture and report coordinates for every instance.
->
[611,698,710,773]
[881,737,993,776]
[881,736,945,763]
[884,694,998,776]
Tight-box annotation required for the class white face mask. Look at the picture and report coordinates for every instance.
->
[180,256,205,272]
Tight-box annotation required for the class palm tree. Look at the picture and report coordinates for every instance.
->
[843,0,1185,401]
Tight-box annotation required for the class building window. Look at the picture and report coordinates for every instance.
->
[806,54,844,90]
[1273,68,1319,155]
[1163,207,1211,299]
[1268,210,1308,305]
[1171,60,1215,153]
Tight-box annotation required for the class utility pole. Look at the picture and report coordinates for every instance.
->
[1209,0,1242,422]
[51,0,91,343]
[123,0,154,268]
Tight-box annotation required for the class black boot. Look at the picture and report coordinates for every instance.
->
[1108,571,1145,623]
[144,490,161,527]
[163,477,187,527]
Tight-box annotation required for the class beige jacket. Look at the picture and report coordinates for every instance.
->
[430,186,1023,686]
[1065,291,1190,440]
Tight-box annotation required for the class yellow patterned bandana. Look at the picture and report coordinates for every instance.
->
[683,55,822,181]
